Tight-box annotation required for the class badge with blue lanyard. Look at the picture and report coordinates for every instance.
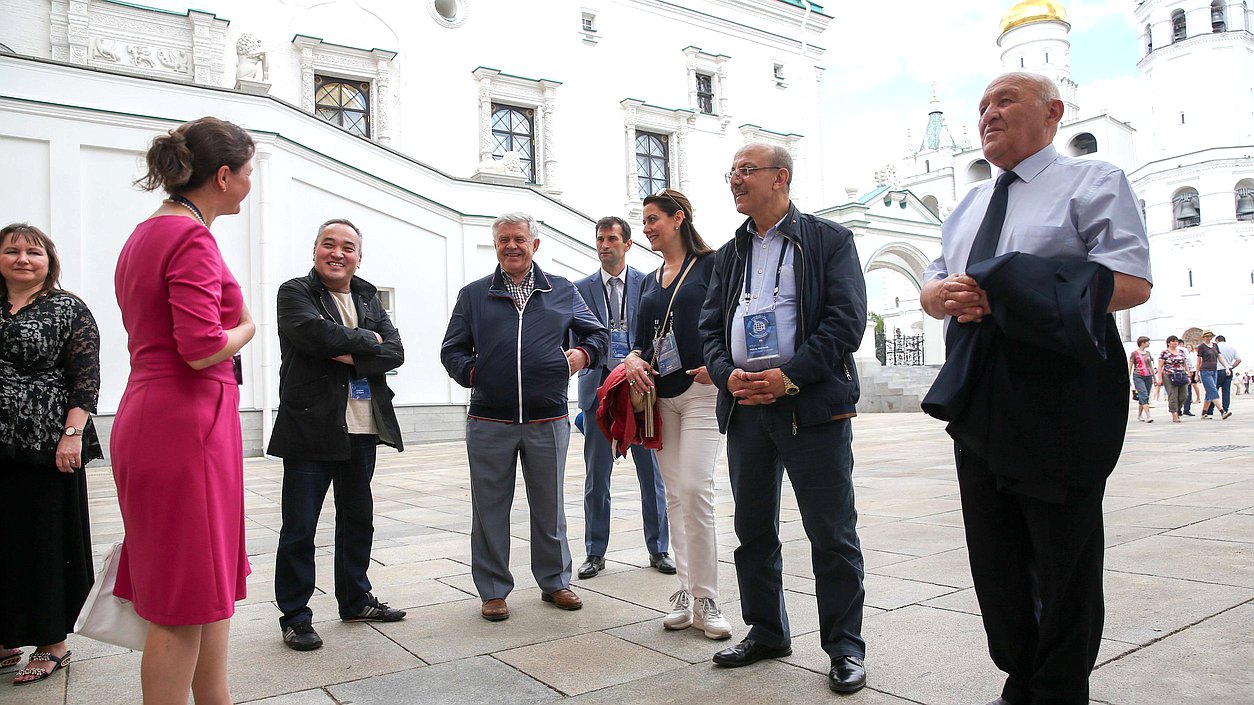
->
[603,278,631,363]
[349,378,372,400]
[742,240,788,362]
[652,256,698,377]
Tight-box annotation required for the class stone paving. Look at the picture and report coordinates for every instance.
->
[5,404,1252,705]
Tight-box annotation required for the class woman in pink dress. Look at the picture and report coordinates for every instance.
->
[112,116,256,704]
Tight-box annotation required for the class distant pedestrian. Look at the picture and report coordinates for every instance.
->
[1129,336,1155,423]
[1196,330,1232,419]
[1158,336,1190,423]
[1214,334,1241,411]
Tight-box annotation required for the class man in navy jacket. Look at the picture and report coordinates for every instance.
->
[573,216,671,580]
[441,212,608,622]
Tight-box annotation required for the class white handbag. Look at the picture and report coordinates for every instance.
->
[74,541,149,651]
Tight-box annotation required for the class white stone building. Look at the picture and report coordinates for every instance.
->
[0,0,832,455]
[859,0,1253,352]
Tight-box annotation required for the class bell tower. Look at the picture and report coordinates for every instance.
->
[997,1,1080,120]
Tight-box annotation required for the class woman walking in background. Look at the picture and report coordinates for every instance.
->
[1158,336,1190,423]
[1129,336,1155,423]
[0,224,101,686]
[112,117,256,704]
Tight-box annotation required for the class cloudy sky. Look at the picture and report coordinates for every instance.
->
[816,0,1146,191]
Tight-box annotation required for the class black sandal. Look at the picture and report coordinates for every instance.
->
[12,651,70,686]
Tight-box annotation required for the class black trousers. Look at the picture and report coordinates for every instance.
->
[727,407,865,659]
[956,442,1105,705]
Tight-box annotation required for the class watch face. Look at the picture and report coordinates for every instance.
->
[64,427,77,436]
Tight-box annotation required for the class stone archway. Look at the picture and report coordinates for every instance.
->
[863,241,932,291]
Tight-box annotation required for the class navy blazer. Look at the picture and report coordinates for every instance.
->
[574,266,645,411]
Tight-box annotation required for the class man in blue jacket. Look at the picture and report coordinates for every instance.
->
[573,216,671,580]
[441,212,609,622]
[699,143,869,694]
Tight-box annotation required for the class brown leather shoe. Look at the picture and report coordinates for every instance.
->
[481,598,509,621]
[541,588,583,610]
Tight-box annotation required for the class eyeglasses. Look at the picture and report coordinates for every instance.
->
[724,166,783,183]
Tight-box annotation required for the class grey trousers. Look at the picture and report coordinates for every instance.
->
[466,417,573,600]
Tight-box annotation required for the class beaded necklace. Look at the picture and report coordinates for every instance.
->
[167,194,207,227]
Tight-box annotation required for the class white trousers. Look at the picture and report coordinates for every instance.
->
[655,381,722,599]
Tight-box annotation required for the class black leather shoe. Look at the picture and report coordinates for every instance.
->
[341,593,406,622]
[712,638,792,667]
[282,620,323,651]
[828,655,866,693]
[578,556,605,579]
[986,698,1014,705]
[649,552,677,574]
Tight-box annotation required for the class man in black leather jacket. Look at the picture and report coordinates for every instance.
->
[699,143,869,694]
[269,219,406,651]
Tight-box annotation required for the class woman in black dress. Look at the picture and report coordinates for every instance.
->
[0,223,101,686]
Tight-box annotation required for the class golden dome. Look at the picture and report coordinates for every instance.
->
[1000,0,1068,33]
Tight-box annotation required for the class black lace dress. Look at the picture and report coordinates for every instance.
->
[0,291,100,647]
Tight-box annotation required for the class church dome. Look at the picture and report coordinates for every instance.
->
[1000,0,1068,33]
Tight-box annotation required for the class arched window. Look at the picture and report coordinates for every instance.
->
[922,195,940,218]
[966,159,992,183]
[1069,133,1098,156]
[491,105,536,182]
[1236,179,1254,222]
[1145,24,1153,54]
[1212,0,1227,32]
[315,76,370,137]
[635,131,669,198]
[1172,187,1201,229]
[1172,9,1188,42]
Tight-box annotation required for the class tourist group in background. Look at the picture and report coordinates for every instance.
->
[2,71,1169,705]
[1135,331,1241,424]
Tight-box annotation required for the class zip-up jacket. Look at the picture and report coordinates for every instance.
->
[699,202,867,433]
[441,263,608,423]
[267,270,405,460]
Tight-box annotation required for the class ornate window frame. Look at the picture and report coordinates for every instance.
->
[621,99,694,218]
[738,124,802,168]
[292,35,397,144]
[472,67,561,193]
[682,46,731,131]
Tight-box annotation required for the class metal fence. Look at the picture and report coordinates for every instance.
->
[885,332,925,366]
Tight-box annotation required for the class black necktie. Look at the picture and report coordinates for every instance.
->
[966,170,1019,267]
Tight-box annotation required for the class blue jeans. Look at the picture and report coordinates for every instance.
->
[275,434,377,627]
[582,392,668,557]
[1217,369,1234,409]
[726,406,865,659]
[1200,370,1220,402]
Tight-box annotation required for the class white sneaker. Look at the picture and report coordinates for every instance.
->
[663,589,692,630]
[692,597,733,640]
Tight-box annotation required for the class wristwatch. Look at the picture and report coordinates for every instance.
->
[63,426,83,437]
[780,371,800,396]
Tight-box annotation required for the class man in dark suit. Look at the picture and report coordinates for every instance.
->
[573,216,672,579]
[921,72,1151,705]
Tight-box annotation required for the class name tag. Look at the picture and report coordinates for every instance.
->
[744,311,780,362]
[610,328,630,363]
[349,377,372,400]
[656,332,682,377]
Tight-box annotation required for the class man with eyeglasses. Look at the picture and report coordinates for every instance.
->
[700,142,869,694]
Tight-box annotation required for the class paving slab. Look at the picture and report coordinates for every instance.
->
[495,632,688,696]
[1104,534,1253,587]
[328,655,558,705]
[1090,603,1254,705]
[239,689,339,705]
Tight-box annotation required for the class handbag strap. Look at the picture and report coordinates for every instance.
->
[652,255,699,367]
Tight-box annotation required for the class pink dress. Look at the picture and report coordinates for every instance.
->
[111,216,250,625]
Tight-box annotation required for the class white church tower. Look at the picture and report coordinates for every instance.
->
[1129,0,1254,341]
[997,0,1080,120]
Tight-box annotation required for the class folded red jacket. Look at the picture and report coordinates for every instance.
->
[595,365,663,457]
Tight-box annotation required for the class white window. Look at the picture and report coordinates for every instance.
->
[472,67,561,193]
[620,99,693,217]
[293,36,396,144]
[682,46,730,126]
[773,62,787,87]
[376,287,395,319]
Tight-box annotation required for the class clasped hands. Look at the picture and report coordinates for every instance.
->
[936,273,992,323]
[622,352,711,390]
[728,368,786,405]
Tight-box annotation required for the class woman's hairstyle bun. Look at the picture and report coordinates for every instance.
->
[136,116,254,195]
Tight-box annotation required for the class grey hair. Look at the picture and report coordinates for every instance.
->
[492,212,539,240]
[994,71,1061,105]
[315,218,363,253]
[740,141,794,187]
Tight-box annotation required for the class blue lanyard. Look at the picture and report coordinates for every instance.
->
[742,234,789,307]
